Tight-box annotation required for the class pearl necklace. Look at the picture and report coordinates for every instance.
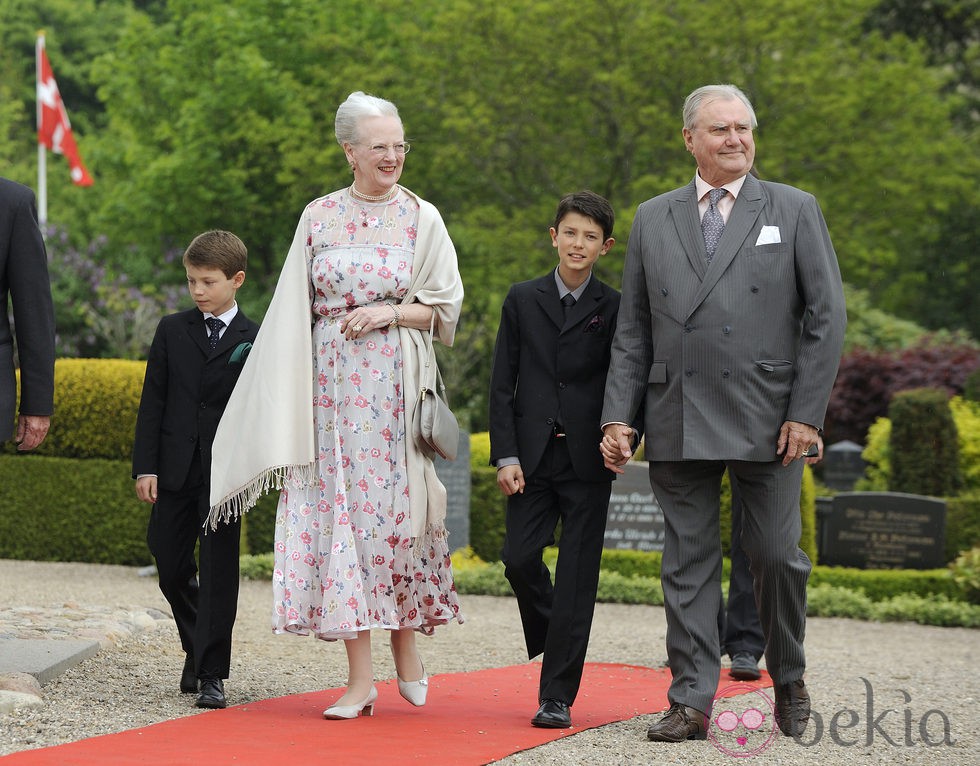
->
[350,183,397,202]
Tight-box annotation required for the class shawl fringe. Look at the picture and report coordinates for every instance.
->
[413,521,450,558]
[206,461,317,530]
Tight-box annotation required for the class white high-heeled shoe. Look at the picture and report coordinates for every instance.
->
[397,666,428,707]
[323,685,378,719]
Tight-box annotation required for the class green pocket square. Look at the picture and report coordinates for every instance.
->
[230,342,252,364]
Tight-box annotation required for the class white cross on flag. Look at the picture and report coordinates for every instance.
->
[36,36,93,187]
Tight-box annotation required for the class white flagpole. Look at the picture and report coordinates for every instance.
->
[36,32,47,230]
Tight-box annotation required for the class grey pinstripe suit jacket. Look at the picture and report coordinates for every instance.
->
[601,174,846,461]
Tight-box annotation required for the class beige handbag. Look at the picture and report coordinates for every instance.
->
[412,314,459,460]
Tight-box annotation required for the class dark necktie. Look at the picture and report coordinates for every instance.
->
[701,187,728,263]
[561,292,576,319]
[205,317,224,350]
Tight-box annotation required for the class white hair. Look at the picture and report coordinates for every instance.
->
[683,84,758,130]
[335,91,401,146]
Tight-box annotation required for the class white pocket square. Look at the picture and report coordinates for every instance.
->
[755,225,781,245]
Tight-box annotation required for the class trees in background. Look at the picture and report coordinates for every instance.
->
[0,0,976,429]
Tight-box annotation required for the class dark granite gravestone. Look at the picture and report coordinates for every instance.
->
[603,462,665,552]
[818,491,946,569]
[434,430,470,552]
[822,440,867,491]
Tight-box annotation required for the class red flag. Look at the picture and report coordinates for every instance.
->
[36,37,93,187]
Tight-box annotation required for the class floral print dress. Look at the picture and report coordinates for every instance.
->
[272,187,462,640]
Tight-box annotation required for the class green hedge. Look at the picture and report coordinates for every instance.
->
[445,549,980,627]
[467,432,507,562]
[946,492,980,562]
[861,396,980,559]
[244,491,280,555]
[0,454,152,565]
[808,565,960,601]
[2,357,971,579]
[888,388,960,496]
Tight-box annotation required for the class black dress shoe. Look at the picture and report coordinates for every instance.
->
[531,699,571,729]
[195,678,227,709]
[180,655,197,694]
[646,703,707,742]
[729,652,762,681]
[774,679,810,737]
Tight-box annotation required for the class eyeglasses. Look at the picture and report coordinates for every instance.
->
[360,142,411,156]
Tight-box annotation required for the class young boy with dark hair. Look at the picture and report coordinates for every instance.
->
[133,230,259,709]
[489,191,623,729]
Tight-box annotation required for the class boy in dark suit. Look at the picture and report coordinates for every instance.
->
[489,191,620,729]
[133,230,259,710]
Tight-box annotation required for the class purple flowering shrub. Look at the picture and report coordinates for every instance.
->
[44,226,184,359]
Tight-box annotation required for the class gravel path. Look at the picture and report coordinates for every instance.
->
[0,559,976,764]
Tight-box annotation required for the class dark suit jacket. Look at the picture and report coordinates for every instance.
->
[0,179,55,441]
[601,174,847,461]
[132,308,259,491]
[489,272,620,483]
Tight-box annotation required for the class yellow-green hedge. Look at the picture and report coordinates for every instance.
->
[8,358,146,459]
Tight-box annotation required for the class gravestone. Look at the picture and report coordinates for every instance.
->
[822,440,867,491]
[434,430,470,552]
[818,491,946,569]
[603,462,665,552]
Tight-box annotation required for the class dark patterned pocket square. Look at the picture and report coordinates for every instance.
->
[230,342,252,364]
[584,315,605,333]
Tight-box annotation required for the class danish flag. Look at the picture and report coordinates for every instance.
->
[36,36,93,186]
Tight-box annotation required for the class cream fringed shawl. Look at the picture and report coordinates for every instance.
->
[207,186,463,543]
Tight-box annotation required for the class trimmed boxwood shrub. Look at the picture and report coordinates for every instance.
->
[0,454,151,565]
[888,387,960,496]
[243,490,280,555]
[808,565,959,601]
[861,397,980,561]
[946,493,980,562]
[7,358,146,459]
[468,431,507,562]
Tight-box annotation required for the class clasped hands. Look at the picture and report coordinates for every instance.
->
[600,424,636,474]
[341,304,397,340]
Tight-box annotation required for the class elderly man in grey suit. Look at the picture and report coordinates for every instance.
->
[600,84,846,742]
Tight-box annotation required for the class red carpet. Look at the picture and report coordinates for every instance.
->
[2,663,771,765]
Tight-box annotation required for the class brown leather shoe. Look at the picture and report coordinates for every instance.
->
[774,679,810,736]
[647,703,707,742]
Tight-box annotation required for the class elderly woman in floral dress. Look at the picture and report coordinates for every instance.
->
[209,91,464,719]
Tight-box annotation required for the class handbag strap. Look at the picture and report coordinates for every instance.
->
[422,312,450,404]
